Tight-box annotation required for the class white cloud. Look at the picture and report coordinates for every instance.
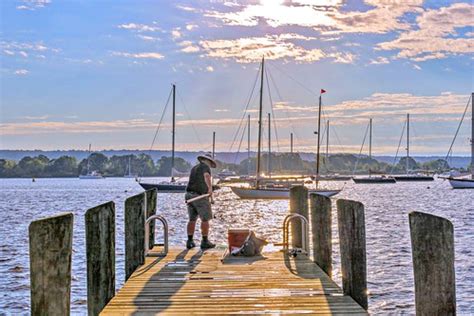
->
[377,3,474,61]
[185,24,198,31]
[14,69,29,75]
[137,35,159,41]
[206,66,214,72]
[370,57,390,65]
[112,51,164,59]
[179,41,200,53]
[16,0,51,10]
[171,28,182,40]
[412,64,422,70]
[1,41,55,59]
[117,23,161,32]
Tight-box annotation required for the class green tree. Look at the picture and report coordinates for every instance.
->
[78,153,108,175]
[0,159,17,177]
[45,156,78,177]
[156,156,191,176]
[14,155,50,177]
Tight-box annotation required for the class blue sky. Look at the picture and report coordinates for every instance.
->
[1,0,473,155]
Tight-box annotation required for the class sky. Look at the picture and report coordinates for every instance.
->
[0,0,473,155]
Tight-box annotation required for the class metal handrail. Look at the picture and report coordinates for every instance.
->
[144,215,169,257]
[282,213,309,255]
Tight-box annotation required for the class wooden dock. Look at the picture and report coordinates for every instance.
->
[101,247,367,315]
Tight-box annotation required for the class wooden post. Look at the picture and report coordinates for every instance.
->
[289,185,308,248]
[409,212,456,315]
[29,213,73,315]
[146,189,157,249]
[337,199,368,310]
[85,202,115,316]
[125,192,146,280]
[309,193,332,277]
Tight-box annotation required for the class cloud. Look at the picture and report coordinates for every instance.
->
[214,108,228,112]
[112,51,164,59]
[185,24,198,31]
[370,57,390,65]
[171,28,182,40]
[137,34,159,42]
[205,66,214,72]
[1,41,53,59]
[117,23,161,32]
[203,0,421,34]
[16,0,51,10]
[376,3,474,61]
[199,34,328,63]
[178,41,200,53]
[412,64,422,70]
[14,69,29,75]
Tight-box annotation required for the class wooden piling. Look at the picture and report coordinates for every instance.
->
[289,185,308,248]
[125,192,146,280]
[85,202,115,316]
[309,193,332,277]
[337,199,368,310]
[409,211,456,315]
[29,213,73,316]
[145,189,157,249]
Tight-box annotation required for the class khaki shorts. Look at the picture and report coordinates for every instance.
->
[185,192,213,222]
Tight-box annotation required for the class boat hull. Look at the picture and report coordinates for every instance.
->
[353,177,396,184]
[79,175,104,179]
[230,186,340,199]
[448,178,474,189]
[393,175,434,182]
[139,182,187,193]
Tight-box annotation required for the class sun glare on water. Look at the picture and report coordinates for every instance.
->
[260,0,285,7]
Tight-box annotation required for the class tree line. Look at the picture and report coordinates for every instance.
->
[0,152,453,178]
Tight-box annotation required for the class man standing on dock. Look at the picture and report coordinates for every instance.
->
[185,153,217,250]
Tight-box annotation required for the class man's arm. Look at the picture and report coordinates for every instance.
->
[204,172,214,203]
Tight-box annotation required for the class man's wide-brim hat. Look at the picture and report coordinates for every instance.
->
[197,153,217,168]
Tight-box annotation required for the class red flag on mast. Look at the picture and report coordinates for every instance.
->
[320,89,326,94]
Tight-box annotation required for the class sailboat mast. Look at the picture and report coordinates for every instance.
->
[87,143,91,174]
[268,113,271,177]
[247,115,251,176]
[212,131,216,159]
[471,92,474,178]
[171,84,176,182]
[406,113,410,175]
[369,119,373,159]
[315,94,322,186]
[326,120,330,160]
[290,133,293,154]
[256,57,264,188]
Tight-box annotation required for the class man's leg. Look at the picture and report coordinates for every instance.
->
[201,220,209,236]
[186,221,197,249]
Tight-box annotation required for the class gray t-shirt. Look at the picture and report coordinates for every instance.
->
[186,162,211,194]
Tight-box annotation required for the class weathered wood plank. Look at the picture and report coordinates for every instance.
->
[125,192,146,280]
[29,213,73,316]
[85,201,115,316]
[289,185,308,248]
[101,247,367,315]
[145,189,157,249]
[409,211,456,316]
[337,199,368,310]
[309,193,332,277]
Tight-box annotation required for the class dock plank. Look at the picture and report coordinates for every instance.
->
[101,247,367,315]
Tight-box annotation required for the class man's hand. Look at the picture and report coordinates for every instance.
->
[204,172,213,204]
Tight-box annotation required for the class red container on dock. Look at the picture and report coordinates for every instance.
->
[228,229,250,252]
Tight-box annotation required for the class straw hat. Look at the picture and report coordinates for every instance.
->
[197,153,217,168]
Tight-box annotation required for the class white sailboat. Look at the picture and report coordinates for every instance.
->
[79,144,104,179]
[448,93,474,189]
[139,84,188,192]
[231,58,340,199]
[352,119,396,184]
[123,156,138,179]
[393,114,434,181]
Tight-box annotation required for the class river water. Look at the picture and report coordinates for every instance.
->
[0,177,473,315]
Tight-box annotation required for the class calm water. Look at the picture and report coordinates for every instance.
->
[0,177,473,315]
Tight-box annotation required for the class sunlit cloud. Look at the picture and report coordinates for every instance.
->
[111,51,164,59]
[377,2,474,61]
[370,57,390,65]
[1,40,57,59]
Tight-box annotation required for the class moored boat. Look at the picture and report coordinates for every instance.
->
[231,186,340,199]
[352,176,396,184]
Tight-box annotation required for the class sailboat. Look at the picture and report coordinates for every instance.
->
[394,114,434,181]
[231,57,340,199]
[352,119,396,184]
[123,156,138,179]
[448,93,474,189]
[139,84,188,192]
[79,144,104,179]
